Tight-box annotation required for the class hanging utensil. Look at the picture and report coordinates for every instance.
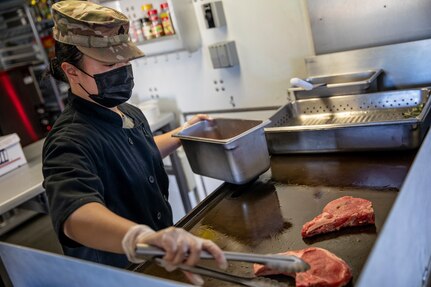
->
[290,77,326,91]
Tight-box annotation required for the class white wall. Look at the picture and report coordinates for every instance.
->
[130,0,315,114]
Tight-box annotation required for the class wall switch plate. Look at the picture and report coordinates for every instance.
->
[208,41,239,69]
[202,1,226,29]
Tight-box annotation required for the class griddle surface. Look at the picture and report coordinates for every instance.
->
[133,152,415,286]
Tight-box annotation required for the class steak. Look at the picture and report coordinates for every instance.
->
[301,196,375,238]
[254,247,352,287]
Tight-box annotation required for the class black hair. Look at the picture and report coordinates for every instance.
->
[48,41,84,83]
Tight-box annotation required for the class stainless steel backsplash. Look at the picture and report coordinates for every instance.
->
[305,39,431,90]
[307,0,431,55]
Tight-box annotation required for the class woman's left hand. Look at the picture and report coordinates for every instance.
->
[183,114,213,129]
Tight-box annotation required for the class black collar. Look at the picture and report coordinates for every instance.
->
[67,91,143,128]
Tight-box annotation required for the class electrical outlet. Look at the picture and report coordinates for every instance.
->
[213,79,227,93]
[130,5,137,20]
[123,6,132,20]
[121,4,142,21]
[148,87,159,98]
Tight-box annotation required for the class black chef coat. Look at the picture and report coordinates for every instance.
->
[42,91,173,268]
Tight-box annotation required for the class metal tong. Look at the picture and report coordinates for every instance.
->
[135,244,310,287]
[153,257,288,287]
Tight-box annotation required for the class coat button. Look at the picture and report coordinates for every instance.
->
[128,137,134,145]
[157,212,162,220]
[148,176,155,183]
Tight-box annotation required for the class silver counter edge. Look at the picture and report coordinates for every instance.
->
[358,130,431,286]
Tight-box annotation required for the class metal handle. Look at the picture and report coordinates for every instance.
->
[290,78,314,91]
[153,257,288,287]
[135,244,309,273]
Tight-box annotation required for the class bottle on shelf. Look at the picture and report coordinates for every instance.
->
[37,0,52,20]
[29,0,52,22]
[132,19,144,43]
[142,17,154,40]
[141,4,153,18]
[128,21,138,42]
[148,9,164,38]
[160,2,175,35]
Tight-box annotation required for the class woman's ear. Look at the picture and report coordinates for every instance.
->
[61,62,80,84]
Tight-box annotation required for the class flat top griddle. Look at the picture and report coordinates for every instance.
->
[132,151,416,286]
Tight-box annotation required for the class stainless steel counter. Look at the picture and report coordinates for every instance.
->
[0,112,184,215]
[0,242,192,287]
[358,128,431,286]
[0,140,44,215]
[148,113,175,133]
[133,146,417,286]
[134,132,431,286]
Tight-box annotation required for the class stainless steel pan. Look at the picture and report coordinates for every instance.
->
[265,88,431,153]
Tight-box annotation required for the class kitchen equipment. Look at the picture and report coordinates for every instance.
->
[137,100,160,124]
[136,244,310,273]
[0,133,27,177]
[201,182,285,245]
[173,118,271,184]
[290,77,315,91]
[0,242,189,287]
[153,257,288,287]
[265,88,431,154]
[288,69,382,99]
[132,151,411,286]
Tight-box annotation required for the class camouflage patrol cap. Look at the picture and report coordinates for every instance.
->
[52,0,144,64]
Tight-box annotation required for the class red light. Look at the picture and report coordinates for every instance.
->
[46,125,52,131]
[0,72,38,141]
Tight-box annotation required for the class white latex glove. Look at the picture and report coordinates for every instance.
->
[182,114,213,130]
[122,225,227,286]
[122,225,155,263]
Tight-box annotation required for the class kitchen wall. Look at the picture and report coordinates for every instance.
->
[109,0,431,217]
[85,0,431,219]
[129,0,315,115]
[307,0,431,55]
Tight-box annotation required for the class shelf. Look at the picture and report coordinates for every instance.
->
[36,19,53,26]
[0,60,42,72]
[123,0,201,57]
[0,43,33,53]
[3,15,24,24]
[1,33,34,44]
[3,51,37,62]
[0,1,64,116]
[0,1,26,15]
[0,25,32,42]
[135,34,179,46]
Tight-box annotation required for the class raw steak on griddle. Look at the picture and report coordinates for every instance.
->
[301,196,375,238]
[254,247,352,287]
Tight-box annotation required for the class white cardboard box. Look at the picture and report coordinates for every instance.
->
[0,133,27,177]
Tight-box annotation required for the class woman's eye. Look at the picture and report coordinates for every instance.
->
[105,64,116,67]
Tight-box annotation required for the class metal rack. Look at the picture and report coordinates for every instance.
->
[0,4,43,70]
[0,0,65,113]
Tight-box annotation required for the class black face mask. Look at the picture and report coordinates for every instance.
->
[77,64,134,108]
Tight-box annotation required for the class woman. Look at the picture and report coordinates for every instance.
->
[43,1,226,285]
